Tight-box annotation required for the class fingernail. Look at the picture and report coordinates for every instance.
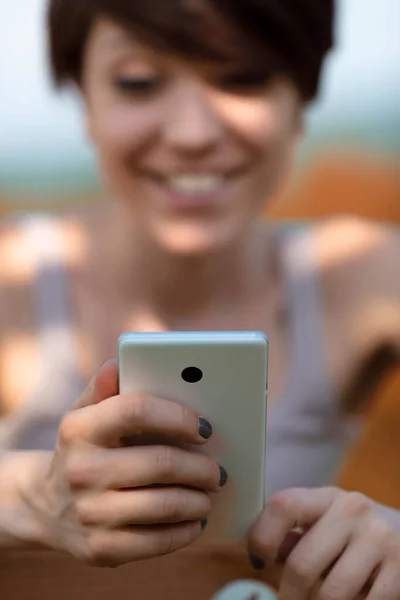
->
[249,554,265,571]
[201,519,208,531]
[199,417,213,440]
[219,466,228,487]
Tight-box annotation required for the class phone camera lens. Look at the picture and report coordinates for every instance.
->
[181,367,203,384]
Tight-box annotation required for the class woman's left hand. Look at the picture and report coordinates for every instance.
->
[248,487,400,599]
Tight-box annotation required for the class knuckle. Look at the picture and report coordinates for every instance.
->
[65,459,85,489]
[86,533,120,569]
[157,529,178,557]
[212,459,222,489]
[75,497,99,526]
[387,533,400,561]
[204,457,220,490]
[59,412,79,446]
[316,581,346,600]
[199,492,212,516]
[65,453,97,490]
[154,446,176,481]
[268,490,298,518]
[285,552,316,590]
[338,492,372,518]
[364,517,391,546]
[250,530,275,559]
[161,490,184,522]
[180,404,196,431]
[151,522,199,557]
[324,486,343,501]
[121,393,148,426]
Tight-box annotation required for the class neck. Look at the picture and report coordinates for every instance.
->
[92,204,272,323]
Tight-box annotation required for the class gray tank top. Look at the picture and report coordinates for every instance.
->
[0,215,362,495]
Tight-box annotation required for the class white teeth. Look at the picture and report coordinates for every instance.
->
[165,174,225,195]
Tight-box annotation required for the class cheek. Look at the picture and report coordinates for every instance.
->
[215,94,295,152]
[227,96,299,202]
[90,103,155,169]
[244,99,300,185]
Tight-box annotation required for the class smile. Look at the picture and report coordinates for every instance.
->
[143,167,247,208]
[160,173,226,196]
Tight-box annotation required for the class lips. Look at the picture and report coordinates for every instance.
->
[143,165,248,204]
[138,162,250,211]
[160,173,226,196]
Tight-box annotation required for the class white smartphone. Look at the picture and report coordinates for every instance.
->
[118,331,268,544]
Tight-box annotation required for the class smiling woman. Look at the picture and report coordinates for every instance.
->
[0,1,400,599]
[46,0,322,256]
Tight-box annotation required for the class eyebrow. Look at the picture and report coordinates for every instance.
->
[97,31,135,53]
[95,27,163,69]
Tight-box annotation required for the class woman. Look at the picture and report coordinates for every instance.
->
[0,0,399,598]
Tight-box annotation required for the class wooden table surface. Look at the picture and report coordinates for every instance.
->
[0,545,366,600]
[0,546,277,599]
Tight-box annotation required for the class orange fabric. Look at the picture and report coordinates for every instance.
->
[337,368,400,508]
[266,153,400,224]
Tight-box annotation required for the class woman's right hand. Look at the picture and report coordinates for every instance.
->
[34,360,225,567]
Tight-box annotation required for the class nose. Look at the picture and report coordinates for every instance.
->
[162,79,223,155]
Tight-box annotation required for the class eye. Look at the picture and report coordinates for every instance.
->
[219,70,274,93]
[114,77,163,96]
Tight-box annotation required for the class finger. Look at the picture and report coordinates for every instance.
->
[315,533,383,600]
[62,391,213,448]
[275,529,305,565]
[278,495,373,600]
[72,360,119,410]
[367,561,400,600]
[86,520,206,567]
[67,446,224,492]
[92,359,119,404]
[75,487,212,527]
[249,488,338,564]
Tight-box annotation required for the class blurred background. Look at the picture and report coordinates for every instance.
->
[0,0,399,222]
[0,0,399,504]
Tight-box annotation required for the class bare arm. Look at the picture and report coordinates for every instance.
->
[0,451,53,549]
[0,220,57,550]
[314,218,400,413]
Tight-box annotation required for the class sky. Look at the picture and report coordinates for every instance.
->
[0,0,399,189]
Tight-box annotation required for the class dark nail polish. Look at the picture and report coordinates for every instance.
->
[201,519,208,531]
[219,466,228,487]
[198,417,213,440]
[249,554,265,571]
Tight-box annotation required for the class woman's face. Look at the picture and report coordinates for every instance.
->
[82,19,304,255]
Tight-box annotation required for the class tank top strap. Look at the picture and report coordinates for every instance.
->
[280,226,338,416]
[263,226,363,496]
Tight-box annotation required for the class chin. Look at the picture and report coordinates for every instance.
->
[153,222,237,258]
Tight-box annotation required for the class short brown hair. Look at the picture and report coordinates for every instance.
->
[47,0,335,101]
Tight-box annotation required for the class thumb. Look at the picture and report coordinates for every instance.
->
[72,359,119,410]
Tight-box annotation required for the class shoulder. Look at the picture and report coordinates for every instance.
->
[0,213,39,286]
[309,216,400,353]
[311,216,399,279]
[0,211,85,284]
[278,216,399,286]
[309,216,399,307]
[0,214,40,415]
[0,211,84,415]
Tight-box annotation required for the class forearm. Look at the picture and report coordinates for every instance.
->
[0,451,53,549]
